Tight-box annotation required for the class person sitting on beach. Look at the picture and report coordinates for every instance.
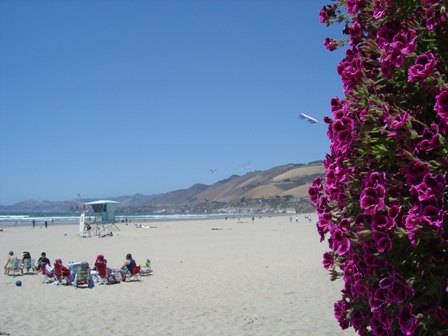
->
[120,253,136,282]
[38,252,51,266]
[54,259,72,284]
[94,254,118,282]
[22,251,32,273]
[37,252,51,271]
[3,251,16,275]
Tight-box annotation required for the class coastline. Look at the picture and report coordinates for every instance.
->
[0,212,297,227]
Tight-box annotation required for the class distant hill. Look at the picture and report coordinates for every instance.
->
[0,161,324,213]
[146,162,324,206]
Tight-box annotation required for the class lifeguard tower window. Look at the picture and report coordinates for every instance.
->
[91,204,107,212]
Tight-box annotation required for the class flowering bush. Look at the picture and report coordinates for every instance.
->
[311,1,448,335]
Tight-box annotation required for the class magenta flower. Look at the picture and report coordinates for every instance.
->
[373,0,387,19]
[377,20,401,49]
[398,304,419,335]
[332,117,355,147]
[369,288,388,312]
[379,275,395,289]
[422,204,444,227]
[346,0,364,15]
[319,4,338,24]
[421,0,438,5]
[337,49,364,93]
[408,52,436,82]
[309,178,323,204]
[372,214,394,230]
[388,48,406,67]
[323,252,334,269]
[319,7,329,23]
[387,205,401,224]
[434,88,448,122]
[425,7,448,32]
[381,60,394,78]
[360,186,386,214]
[392,29,417,54]
[349,20,363,46]
[317,211,333,241]
[334,299,350,329]
[406,161,430,186]
[371,310,393,333]
[331,228,351,255]
[365,171,385,188]
[323,37,344,51]
[433,306,448,324]
[419,128,441,153]
[372,230,392,252]
[350,310,366,331]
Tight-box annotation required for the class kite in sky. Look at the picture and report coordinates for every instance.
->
[209,169,218,174]
[239,160,251,170]
[298,113,319,124]
[77,193,81,197]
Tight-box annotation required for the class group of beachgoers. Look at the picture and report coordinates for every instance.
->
[3,250,147,285]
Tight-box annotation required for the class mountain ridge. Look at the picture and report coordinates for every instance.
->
[0,161,324,213]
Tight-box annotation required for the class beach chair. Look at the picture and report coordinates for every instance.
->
[23,258,35,274]
[126,265,141,282]
[40,264,54,284]
[53,263,72,285]
[95,262,110,285]
[140,259,153,276]
[75,262,90,288]
[7,258,22,276]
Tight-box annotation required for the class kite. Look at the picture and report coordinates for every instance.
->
[77,193,81,197]
[298,113,319,124]
[209,169,218,174]
[239,160,251,170]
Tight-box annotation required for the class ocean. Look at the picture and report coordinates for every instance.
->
[0,212,233,227]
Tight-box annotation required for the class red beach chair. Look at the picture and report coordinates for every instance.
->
[95,262,109,285]
[127,265,141,282]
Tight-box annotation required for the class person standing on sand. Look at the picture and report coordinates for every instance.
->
[4,251,15,275]
[45,220,48,228]
[87,224,92,238]
[295,216,298,223]
[32,219,35,228]
[289,216,292,223]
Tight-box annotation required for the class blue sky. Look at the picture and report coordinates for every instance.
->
[0,0,345,205]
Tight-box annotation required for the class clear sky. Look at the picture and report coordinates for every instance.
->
[0,0,346,205]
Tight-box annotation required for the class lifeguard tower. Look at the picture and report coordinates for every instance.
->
[79,200,120,237]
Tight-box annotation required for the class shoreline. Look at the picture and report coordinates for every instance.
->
[0,212,305,228]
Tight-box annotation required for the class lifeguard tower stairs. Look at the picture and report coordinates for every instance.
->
[79,200,120,237]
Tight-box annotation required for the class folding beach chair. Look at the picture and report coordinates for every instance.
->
[23,258,36,274]
[53,263,72,285]
[75,262,91,288]
[7,258,22,276]
[140,259,153,276]
[126,265,141,282]
[94,262,109,285]
[40,264,54,284]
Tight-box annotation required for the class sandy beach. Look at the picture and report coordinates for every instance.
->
[0,215,355,336]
